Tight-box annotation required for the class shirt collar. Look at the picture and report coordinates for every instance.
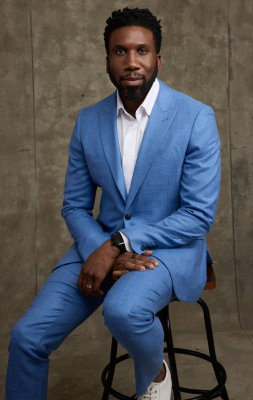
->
[117,78,160,118]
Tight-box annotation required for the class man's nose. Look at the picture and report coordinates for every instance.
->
[125,51,140,70]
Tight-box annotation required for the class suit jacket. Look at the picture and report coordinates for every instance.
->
[56,79,220,302]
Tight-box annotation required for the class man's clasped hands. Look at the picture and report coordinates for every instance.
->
[77,239,158,297]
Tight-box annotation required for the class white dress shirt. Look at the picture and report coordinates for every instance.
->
[117,78,160,251]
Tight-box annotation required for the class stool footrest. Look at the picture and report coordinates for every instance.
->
[102,348,227,400]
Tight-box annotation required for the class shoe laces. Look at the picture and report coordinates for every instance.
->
[138,383,159,400]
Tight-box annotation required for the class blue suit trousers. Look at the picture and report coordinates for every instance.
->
[6,259,175,399]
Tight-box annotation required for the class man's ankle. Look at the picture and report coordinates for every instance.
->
[153,362,166,383]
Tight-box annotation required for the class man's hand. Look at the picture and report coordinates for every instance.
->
[77,239,120,297]
[112,251,158,281]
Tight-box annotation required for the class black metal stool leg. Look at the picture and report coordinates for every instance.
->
[102,337,118,400]
[197,299,229,400]
[159,306,181,400]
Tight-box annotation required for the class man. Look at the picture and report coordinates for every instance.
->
[6,7,220,400]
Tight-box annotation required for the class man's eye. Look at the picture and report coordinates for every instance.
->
[138,48,148,54]
[116,49,125,55]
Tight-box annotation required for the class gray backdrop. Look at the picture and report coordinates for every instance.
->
[0,1,252,399]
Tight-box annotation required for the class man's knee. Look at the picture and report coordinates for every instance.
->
[103,291,153,336]
[9,317,48,357]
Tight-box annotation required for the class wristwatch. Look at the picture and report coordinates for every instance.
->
[111,232,127,253]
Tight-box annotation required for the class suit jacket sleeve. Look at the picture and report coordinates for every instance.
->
[121,106,221,253]
[61,111,110,261]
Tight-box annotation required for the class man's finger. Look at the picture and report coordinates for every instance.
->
[142,251,152,255]
[126,259,156,269]
[112,269,129,280]
[113,259,155,271]
[77,274,83,288]
[125,261,146,271]
[129,259,156,269]
[114,261,145,271]
[89,277,104,297]
[134,254,158,266]
[85,279,94,292]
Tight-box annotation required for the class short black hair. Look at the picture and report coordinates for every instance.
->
[104,7,162,55]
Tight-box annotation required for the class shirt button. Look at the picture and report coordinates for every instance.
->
[125,213,131,220]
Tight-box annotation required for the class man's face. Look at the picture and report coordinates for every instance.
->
[106,26,161,101]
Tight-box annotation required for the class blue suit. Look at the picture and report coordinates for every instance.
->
[60,79,220,301]
[6,80,220,399]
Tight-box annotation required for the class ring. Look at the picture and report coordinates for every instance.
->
[131,252,136,259]
[86,284,93,289]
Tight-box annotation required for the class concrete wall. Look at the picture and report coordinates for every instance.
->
[1,1,252,399]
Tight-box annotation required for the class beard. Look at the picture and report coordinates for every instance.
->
[107,61,158,101]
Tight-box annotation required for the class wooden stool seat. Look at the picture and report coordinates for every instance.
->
[204,263,216,290]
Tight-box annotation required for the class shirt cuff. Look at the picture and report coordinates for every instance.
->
[119,232,133,252]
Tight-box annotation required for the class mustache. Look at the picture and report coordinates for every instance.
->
[120,74,145,80]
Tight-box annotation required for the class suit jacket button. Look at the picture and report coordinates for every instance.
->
[141,245,145,251]
[125,213,131,220]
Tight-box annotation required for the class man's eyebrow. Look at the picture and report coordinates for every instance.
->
[112,44,127,49]
[137,43,151,48]
[111,43,151,49]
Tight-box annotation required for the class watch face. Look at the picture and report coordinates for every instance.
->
[111,232,126,252]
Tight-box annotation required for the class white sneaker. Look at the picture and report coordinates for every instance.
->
[137,360,172,400]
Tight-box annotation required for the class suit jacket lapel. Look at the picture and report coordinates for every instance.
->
[126,82,178,209]
[98,92,127,202]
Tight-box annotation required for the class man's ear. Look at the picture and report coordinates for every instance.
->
[106,56,109,73]
[157,54,162,71]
